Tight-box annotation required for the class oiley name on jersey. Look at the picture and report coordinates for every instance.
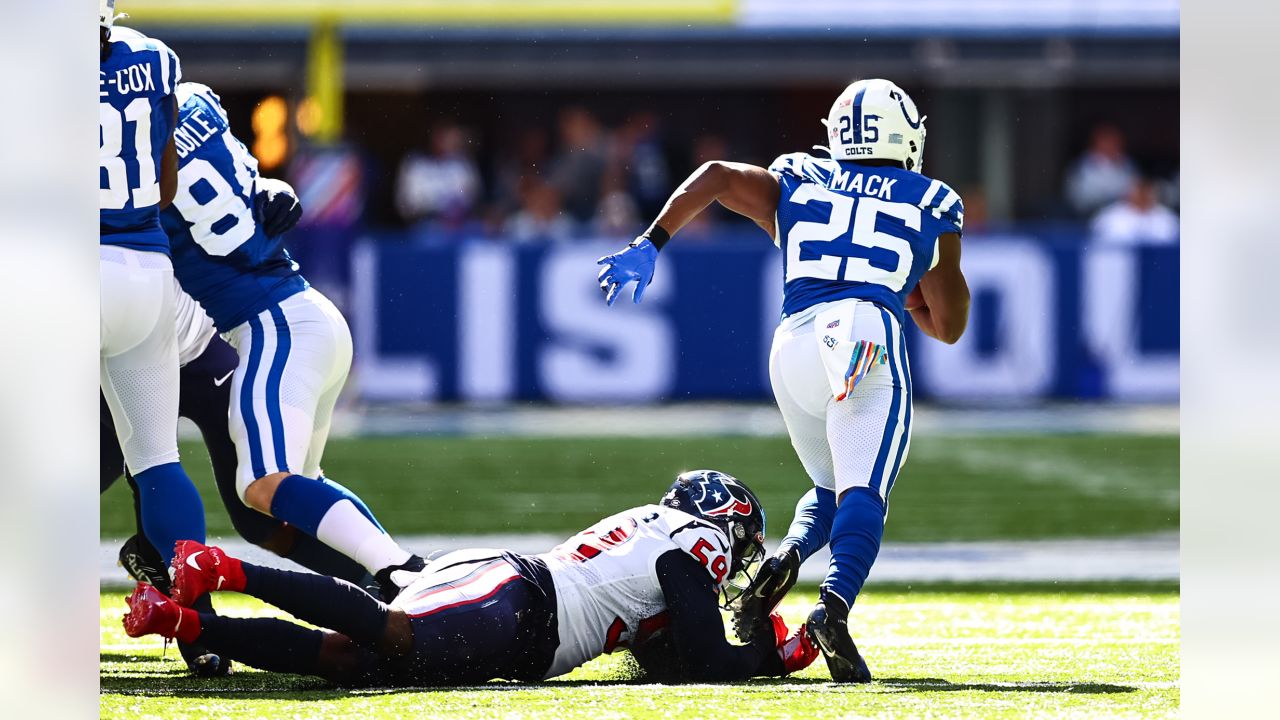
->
[536,504,733,678]
[99,27,181,252]
[160,82,307,332]
[769,152,964,323]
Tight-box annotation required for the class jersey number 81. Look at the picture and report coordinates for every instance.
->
[99,99,159,210]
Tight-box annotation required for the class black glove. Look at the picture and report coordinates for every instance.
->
[731,546,801,642]
[253,177,303,237]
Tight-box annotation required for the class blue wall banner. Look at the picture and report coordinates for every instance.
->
[349,230,1178,404]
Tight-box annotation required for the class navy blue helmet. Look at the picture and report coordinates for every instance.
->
[660,469,767,604]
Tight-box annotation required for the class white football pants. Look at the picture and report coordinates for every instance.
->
[768,299,914,502]
[99,246,182,474]
[225,288,353,499]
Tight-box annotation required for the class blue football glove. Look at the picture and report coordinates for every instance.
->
[253,177,303,237]
[596,238,658,306]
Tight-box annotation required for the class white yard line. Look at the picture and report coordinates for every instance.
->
[100,533,1178,589]
[301,403,1179,440]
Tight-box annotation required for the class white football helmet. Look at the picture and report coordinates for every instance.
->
[820,79,928,173]
[100,0,125,29]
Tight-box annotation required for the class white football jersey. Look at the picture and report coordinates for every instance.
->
[538,504,732,679]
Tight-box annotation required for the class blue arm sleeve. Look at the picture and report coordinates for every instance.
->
[779,487,837,564]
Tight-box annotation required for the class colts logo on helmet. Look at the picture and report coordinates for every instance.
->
[692,474,753,518]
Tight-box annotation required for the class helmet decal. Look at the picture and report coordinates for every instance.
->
[689,472,754,519]
[889,89,923,129]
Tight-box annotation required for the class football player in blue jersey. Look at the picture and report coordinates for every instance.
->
[99,0,208,576]
[104,263,374,598]
[160,81,425,600]
[597,79,971,682]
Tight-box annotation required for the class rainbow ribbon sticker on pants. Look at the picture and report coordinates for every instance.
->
[836,340,888,401]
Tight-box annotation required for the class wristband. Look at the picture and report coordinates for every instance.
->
[634,225,671,251]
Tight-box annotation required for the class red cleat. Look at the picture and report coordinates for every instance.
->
[170,540,245,607]
[122,582,186,639]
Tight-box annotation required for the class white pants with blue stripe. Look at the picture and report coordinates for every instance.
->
[100,246,183,474]
[768,299,913,503]
[224,288,353,499]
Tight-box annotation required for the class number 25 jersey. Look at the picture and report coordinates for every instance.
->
[770,152,964,323]
[537,504,731,678]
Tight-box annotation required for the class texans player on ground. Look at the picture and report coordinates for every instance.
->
[122,471,817,685]
[597,79,970,682]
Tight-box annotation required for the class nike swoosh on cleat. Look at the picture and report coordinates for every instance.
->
[213,371,234,387]
[186,551,203,572]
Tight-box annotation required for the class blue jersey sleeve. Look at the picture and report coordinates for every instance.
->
[915,178,964,237]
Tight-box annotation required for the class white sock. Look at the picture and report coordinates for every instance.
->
[315,499,412,572]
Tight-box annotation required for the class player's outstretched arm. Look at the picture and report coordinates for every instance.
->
[652,550,816,681]
[907,232,969,344]
[652,160,780,240]
[597,161,780,305]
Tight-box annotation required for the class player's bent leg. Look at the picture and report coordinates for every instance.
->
[182,341,370,584]
[735,319,840,639]
[822,312,912,607]
[813,308,913,682]
[172,540,405,653]
[178,338,285,545]
[101,250,206,567]
[766,319,839,554]
[229,295,419,588]
[392,557,558,684]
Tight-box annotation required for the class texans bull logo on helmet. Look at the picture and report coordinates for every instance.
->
[688,471,756,520]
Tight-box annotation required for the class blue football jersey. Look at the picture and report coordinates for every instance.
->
[160,83,307,331]
[769,152,964,322]
[99,26,181,253]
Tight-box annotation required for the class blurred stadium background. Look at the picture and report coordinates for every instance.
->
[100,0,1179,585]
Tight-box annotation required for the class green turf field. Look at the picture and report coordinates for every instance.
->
[101,433,1178,541]
[100,584,1179,719]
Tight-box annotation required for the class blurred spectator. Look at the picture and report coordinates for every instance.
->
[493,127,552,216]
[395,123,481,229]
[691,133,728,167]
[504,177,575,244]
[1064,124,1138,217]
[615,111,671,218]
[1090,177,1179,246]
[550,107,608,223]
[679,133,735,235]
[594,190,641,239]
